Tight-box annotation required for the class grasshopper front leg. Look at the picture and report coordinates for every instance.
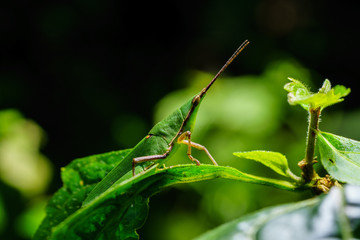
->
[177,131,218,166]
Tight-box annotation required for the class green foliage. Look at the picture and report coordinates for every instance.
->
[35,157,303,239]
[283,78,356,187]
[233,151,300,181]
[284,78,350,111]
[148,61,311,237]
[34,149,132,239]
[34,68,359,240]
[0,109,53,239]
[0,109,52,196]
[195,184,358,240]
[317,131,360,185]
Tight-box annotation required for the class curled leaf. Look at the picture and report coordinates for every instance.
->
[284,78,311,110]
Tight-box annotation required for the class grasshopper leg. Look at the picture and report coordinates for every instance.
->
[177,131,218,166]
[132,145,173,176]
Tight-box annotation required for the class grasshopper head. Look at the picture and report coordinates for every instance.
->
[192,94,201,106]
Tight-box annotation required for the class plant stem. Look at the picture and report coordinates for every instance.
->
[302,107,321,183]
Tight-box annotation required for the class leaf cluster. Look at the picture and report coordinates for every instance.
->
[284,78,350,111]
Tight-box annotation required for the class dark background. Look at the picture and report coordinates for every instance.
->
[2,0,359,168]
[1,0,359,239]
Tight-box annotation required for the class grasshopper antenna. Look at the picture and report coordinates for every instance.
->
[200,40,250,97]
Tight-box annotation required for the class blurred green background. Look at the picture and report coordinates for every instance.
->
[1,1,359,239]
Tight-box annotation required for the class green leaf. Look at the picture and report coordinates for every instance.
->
[317,131,360,185]
[333,84,351,96]
[195,184,359,240]
[35,159,303,239]
[233,151,290,177]
[284,78,350,111]
[34,149,133,240]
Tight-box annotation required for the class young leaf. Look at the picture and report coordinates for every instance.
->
[318,79,331,93]
[233,151,299,180]
[284,77,311,110]
[317,131,360,185]
[284,78,350,111]
[195,184,359,240]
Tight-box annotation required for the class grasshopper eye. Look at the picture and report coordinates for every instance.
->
[192,95,201,105]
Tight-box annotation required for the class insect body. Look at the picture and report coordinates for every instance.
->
[82,40,250,206]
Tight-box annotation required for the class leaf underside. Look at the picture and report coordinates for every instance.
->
[195,184,359,240]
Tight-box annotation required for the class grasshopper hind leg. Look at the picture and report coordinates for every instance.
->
[132,145,173,176]
[177,131,218,166]
[132,131,218,176]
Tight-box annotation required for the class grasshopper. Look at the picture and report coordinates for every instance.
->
[82,40,249,206]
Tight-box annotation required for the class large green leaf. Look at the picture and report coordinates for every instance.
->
[34,149,133,240]
[317,131,360,185]
[35,155,303,239]
[195,184,359,240]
